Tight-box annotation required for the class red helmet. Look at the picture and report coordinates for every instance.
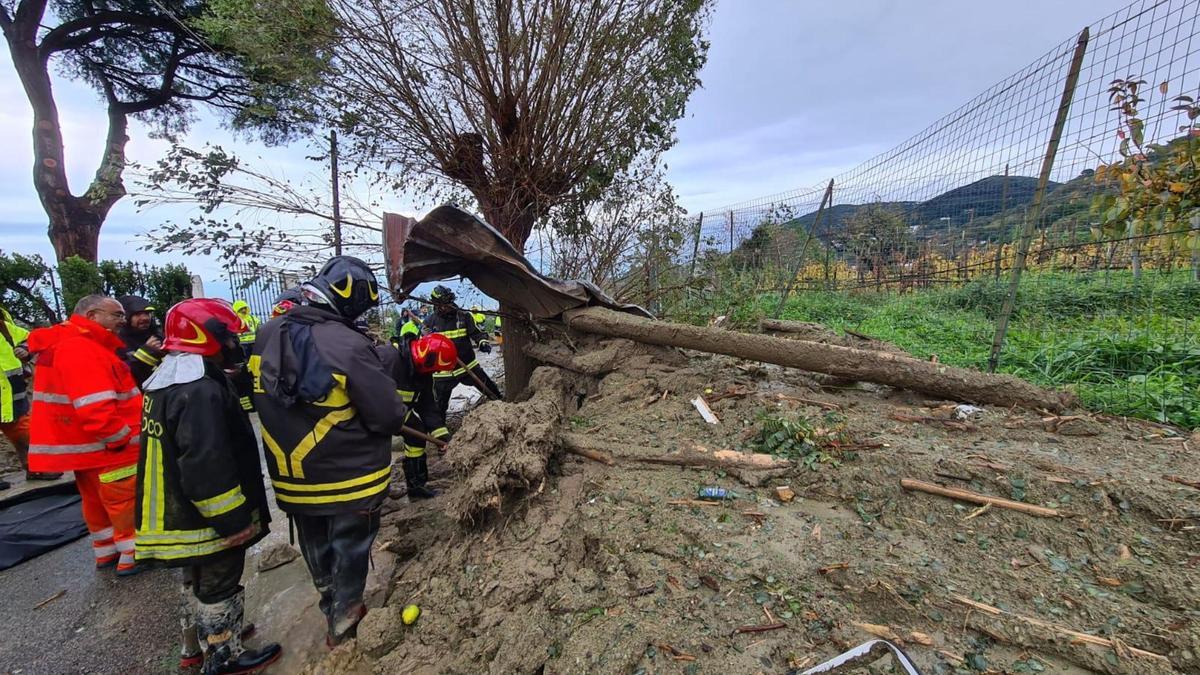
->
[271,299,296,318]
[410,333,458,375]
[163,298,246,357]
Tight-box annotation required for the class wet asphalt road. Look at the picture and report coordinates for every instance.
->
[0,535,179,674]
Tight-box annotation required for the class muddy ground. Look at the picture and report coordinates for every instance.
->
[309,335,1199,675]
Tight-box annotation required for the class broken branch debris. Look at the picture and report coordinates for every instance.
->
[900,479,1060,518]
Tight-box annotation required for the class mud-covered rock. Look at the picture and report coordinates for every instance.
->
[256,542,301,572]
[356,605,402,657]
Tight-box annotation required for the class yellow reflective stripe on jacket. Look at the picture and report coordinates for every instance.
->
[441,328,468,339]
[272,466,390,493]
[274,479,390,505]
[398,389,415,403]
[240,396,253,411]
[431,427,449,439]
[132,348,160,367]
[99,463,137,483]
[261,427,289,478]
[137,518,261,561]
[312,373,351,408]
[141,437,166,532]
[289,407,357,478]
[403,444,425,458]
[272,467,391,506]
[193,486,246,518]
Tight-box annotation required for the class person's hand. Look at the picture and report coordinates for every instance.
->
[145,336,163,350]
[222,524,257,547]
[13,346,29,361]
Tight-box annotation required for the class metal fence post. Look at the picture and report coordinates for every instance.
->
[988,27,1089,373]
[728,211,734,254]
[773,179,834,318]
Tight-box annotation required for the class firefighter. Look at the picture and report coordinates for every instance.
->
[27,295,142,574]
[249,256,408,646]
[396,308,420,340]
[137,298,280,674]
[470,305,487,331]
[424,285,501,417]
[230,300,259,413]
[0,305,60,485]
[116,295,163,387]
[380,333,456,499]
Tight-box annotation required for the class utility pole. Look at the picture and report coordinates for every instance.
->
[330,130,343,256]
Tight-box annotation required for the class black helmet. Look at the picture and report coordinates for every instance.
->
[306,256,380,319]
[430,285,456,304]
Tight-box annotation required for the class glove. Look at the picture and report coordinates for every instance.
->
[478,341,492,354]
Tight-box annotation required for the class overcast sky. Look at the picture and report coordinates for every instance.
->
[0,0,1133,295]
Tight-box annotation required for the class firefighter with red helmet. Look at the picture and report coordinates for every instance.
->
[136,298,280,674]
[380,332,457,499]
[249,256,408,645]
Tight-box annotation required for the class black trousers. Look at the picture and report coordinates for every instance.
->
[186,548,246,604]
[292,509,381,629]
[433,364,501,419]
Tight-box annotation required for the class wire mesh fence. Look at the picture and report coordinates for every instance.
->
[635,0,1200,428]
[224,263,304,322]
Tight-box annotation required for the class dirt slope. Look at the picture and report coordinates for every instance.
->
[310,338,1199,675]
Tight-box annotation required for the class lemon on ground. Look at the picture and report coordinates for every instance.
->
[402,604,421,625]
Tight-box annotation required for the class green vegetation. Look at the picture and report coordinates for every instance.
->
[747,411,848,469]
[671,270,1200,429]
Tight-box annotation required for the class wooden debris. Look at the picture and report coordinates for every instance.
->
[951,594,1169,664]
[667,499,724,507]
[656,643,696,662]
[961,503,992,521]
[775,485,796,503]
[561,434,790,471]
[889,412,977,432]
[852,621,901,642]
[699,575,720,592]
[811,524,823,541]
[33,589,66,610]
[733,622,787,635]
[908,631,934,646]
[901,479,1061,518]
[1163,474,1200,490]
[818,562,849,574]
[564,444,614,465]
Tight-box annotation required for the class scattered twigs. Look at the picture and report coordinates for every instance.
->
[33,589,66,610]
[734,622,787,635]
[1163,474,1200,490]
[889,412,976,432]
[901,479,1061,518]
[565,443,614,465]
[951,594,1169,664]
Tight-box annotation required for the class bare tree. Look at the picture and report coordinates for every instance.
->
[322,0,712,393]
[0,0,330,263]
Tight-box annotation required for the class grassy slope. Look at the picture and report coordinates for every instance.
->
[693,270,1200,429]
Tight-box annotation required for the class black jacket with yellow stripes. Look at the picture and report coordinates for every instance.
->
[382,336,449,441]
[422,309,487,379]
[135,355,271,567]
[250,306,407,515]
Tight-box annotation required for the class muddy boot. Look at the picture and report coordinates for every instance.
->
[415,455,438,498]
[195,591,281,675]
[403,457,437,500]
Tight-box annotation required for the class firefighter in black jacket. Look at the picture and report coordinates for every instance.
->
[382,332,457,499]
[249,256,407,646]
[424,285,502,416]
[116,295,163,387]
[136,298,280,674]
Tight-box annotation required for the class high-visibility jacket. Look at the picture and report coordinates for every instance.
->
[423,310,487,379]
[471,311,486,329]
[233,301,260,345]
[0,308,30,424]
[136,353,270,566]
[27,315,141,472]
[398,319,419,339]
[249,306,407,515]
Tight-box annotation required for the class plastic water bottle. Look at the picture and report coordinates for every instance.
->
[697,486,729,501]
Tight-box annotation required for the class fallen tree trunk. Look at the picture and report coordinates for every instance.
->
[565,307,1072,412]
[561,433,790,470]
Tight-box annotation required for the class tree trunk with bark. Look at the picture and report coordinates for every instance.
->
[564,307,1074,412]
[3,0,130,264]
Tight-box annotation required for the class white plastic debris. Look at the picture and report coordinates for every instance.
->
[691,396,720,424]
[954,404,985,421]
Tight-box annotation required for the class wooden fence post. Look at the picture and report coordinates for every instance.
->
[988,28,1089,373]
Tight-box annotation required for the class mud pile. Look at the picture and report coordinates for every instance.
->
[306,334,1199,675]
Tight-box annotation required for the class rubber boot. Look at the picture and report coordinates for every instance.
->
[415,455,438,498]
[403,457,437,500]
[195,591,281,675]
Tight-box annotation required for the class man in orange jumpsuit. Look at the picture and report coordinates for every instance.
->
[27,294,143,575]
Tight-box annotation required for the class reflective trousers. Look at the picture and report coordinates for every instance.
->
[75,466,137,571]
